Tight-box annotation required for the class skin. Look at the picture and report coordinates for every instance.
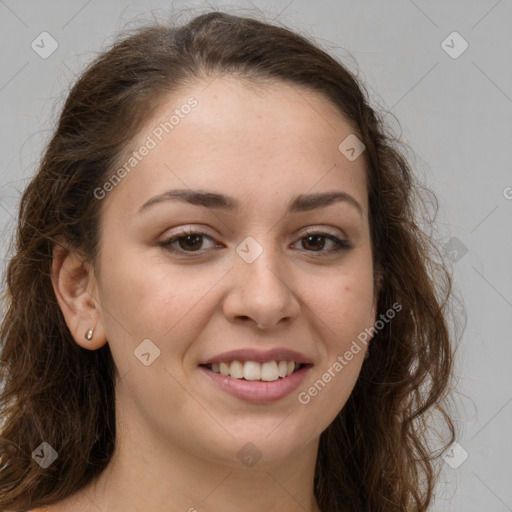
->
[49,76,377,512]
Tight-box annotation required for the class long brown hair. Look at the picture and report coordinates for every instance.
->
[0,11,457,511]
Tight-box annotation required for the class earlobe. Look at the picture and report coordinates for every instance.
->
[51,241,107,350]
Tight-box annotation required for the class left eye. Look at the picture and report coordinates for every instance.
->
[295,233,351,253]
[159,230,351,256]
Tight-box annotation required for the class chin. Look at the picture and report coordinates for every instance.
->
[191,416,321,469]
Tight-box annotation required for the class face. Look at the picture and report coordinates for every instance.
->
[91,76,376,466]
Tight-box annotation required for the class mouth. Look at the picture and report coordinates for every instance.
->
[199,348,313,403]
[200,360,308,381]
[199,351,313,403]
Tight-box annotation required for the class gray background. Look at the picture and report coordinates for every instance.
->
[0,1,511,510]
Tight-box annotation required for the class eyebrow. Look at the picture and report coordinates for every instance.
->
[137,189,363,216]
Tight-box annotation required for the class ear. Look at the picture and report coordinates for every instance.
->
[51,240,107,350]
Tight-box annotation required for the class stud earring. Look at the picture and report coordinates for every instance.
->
[85,328,94,341]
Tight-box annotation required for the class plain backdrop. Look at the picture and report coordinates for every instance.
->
[0,1,511,510]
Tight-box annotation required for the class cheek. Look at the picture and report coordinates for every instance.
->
[296,275,373,428]
[309,262,375,345]
[96,249,224,361]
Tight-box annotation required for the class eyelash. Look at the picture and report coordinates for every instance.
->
[159,228,352,257]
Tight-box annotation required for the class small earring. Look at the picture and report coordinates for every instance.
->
[85,328,94,341]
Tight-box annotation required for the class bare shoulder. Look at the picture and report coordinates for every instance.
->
[27,506,80,512]
[26,503,81,512]
[12,492,96,512]
[22,487,96,512]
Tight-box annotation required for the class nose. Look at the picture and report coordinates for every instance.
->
[222,244,301,330]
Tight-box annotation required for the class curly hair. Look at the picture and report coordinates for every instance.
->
[0,11,457,511]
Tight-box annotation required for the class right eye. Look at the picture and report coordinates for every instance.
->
[159,229,222,256]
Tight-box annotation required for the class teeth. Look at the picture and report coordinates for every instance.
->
[261,361,279,381]
[229,360,244,379]
[219,362,230,376]
[209,360,299,381]
[243,361,261,381]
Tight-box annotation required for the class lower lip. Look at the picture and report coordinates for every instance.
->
[199,365,312,404]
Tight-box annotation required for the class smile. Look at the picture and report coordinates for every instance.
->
[204,360,301,381]
[200,362,312,404]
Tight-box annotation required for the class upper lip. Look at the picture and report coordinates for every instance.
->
[201,348,313,365]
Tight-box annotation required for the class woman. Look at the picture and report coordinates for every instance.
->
[0,11,456,512]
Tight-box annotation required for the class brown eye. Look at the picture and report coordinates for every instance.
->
[302,234,326,251]
[176,234,204,251]
[293,232,352,256]
[159,229,351,258]
[160,230,219,255]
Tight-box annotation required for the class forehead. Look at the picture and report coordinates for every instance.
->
[104,75,368,215]
[163,75,359,153]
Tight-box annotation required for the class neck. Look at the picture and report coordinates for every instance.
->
[64,400,323,511]
[87,438,322,511]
